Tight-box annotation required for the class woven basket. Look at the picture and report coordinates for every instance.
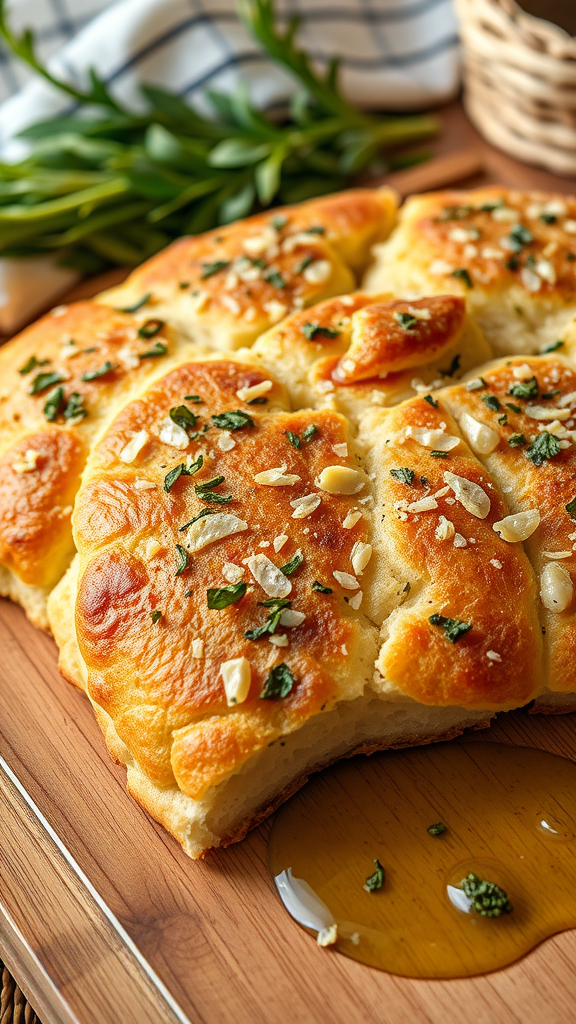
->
[455,0,576,175]
[0,962,39,1024]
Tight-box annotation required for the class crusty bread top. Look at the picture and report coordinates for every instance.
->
[97,187,398,351]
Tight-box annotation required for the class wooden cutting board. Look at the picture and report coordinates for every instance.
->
[2,104,576,1024]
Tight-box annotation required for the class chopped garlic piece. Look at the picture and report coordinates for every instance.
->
[12,449,41,473]
[247,553,292,597]
[540,562,573,612]
[406,496,438,513]
[486,650,502,662]
[222,561,245,584]
[117,346,139,370]
[435,515,455,541]
[273,533,289,552]
[290,493,322,518]
[525,404,570,421]
[134,478,155,490]
[317,924,338,947]
[543,550,572,560]
[493,509,540,542]
[158,417,189,450]
[244,227,277,255]
[269,634,289,647]
[279,609,306,627]
[332,442,348,457]
[191,638,204,659]
[185,512,248,552]
[444,471,490,519]
[343,509,362,529]
[254,465,301,486]
[564,219,576,234]
[407,427,460,452]
[429,259,454,275]
[236,380,273,402]
[263,299,288,322]
[512,363,534,381]
[303,259,331,284]
[120,430,149,464]
[145,538,162,559]
[220,657,251,705]
[317,465,365,494]
[218,431,236,451]
[460,413,500,454]
[333,570,359,590]
[520,267,542,292]
[490,558,503,569]
[348,590,363,610]
[350,541,372,575]
[453,533,467,548]
[492,206,519,222]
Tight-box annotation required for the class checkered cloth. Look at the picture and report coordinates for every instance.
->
[0,0,460,153]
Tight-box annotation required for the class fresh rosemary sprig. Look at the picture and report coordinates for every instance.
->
[0,0,436,270]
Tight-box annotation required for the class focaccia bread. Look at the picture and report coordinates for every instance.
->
[364,187,576,355]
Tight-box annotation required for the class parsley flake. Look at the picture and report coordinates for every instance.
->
[200,260,230,279]
[150,610,162,624]
[137,319,164,339]
[64,392,87,421]
[174,544,188,576]
[260,663,295,699]
[163,454,203,492]
[439,354,461,377]
[394,311,418,330]
[185,395,203,403]
[29,370,65,394]
[303,424,318,441]
[509,377,538,399]
[207,582,246,609]
[364,859,385,892]
[429,613,472,643]
[566,497,576,518]
[390,468,415,486]
[170,406,198,432]
[505,402,522,413]
[312,581,333,594]
[280,550,303,576]
[295,255,314,274]
[212,410,254,431]
[286,430,301,449]
[140,340,167,358]
[302,323,341,341]
[117,293,151,313]
[451,267,472,289]
[430,450,449,458]
[508,433,526,447]
[423,394,438,407]
[245,598,291,641]
[525,431,561,465]
[482,394,500,412]
[460,873,512,918]
[81,361,116,382]
[19,355,49,375]
[43,385,65,422]
[427,822,447,836]
[264,269,286,289]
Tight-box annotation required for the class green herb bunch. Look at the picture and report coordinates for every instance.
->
[0,0,436,272]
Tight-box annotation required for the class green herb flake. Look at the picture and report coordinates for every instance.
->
[207,581,246,609]
[312,581,333,594]
[280,549,303,576]
[482,394,501,412]
[451,267,472,288]
[566,497,576,518]
[430,450,449,458]
[286,430,301,449]
[81,361,116,382]
[508,433,526,447]
[264,269,286,289]
[19,355,49,375]
[505,255,519,271]
[170,405,199,432]
[245,598,291,641]
[509,377,538,400]
[525,431,561,466]
[185,394,203,403]
[163,454,203,492]
[429,613,472,643]
[295,255,314,274]
[260,662,295,700]
[427,822,447,836]
[43,385,65,422]
[305,225,325,234]
[137,319,164,340]
[303,424,318,441]
[466,377,487,391]
[508,224,533,250]
[505,402,522,413]
[174,544,188,576]
[364,859,385,893]
[63,391,87,421]
[390,468,415,486]
[150,610,162,624]
[271,214,288,231]
[440,354,461,378]
[117,293,152,313]
[302,322,341,341]
[178,282,190,291]
[394,311,418,330]
[541,390,560,400]
[212,410,254,431]
[460,872,512,918]
[200,260,230,279]
[29,370,65,394]
[195,475,225,492]
[423,394,438,407]
[140,340,167,358]
[185,507,215,527]
[498,413,508,426]
[540,212,557,224]
[198,491,232,504]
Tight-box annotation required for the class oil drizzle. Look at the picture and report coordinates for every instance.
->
[268,741,576,978]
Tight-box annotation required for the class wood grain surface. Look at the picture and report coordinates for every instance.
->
[2,103,576,1024]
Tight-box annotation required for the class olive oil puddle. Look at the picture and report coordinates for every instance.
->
[268,742,576,978]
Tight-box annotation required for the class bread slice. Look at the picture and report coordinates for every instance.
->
[364,187,576,355]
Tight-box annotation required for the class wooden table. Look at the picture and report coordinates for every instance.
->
[2,103,576,1024]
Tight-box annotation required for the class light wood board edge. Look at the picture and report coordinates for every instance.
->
[0,756,192,1024]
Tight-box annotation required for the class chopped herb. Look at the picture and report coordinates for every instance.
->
[117,293,151,313]
[245,598,290,640]
[63,392,87,421]
[264,269,286,289]
[29,369,65,394]
[302,322,341,341]
[508,224,533,250]
[567,252,576,261]
[423,394,438,407]
[460,872,512,918]
[163,454,203,492]
[305,225,325,234]
[183,507,215,527]
[429,613,472,643]
[427,822,447,836]
[438,203,474,220]
[505,402,522,413]
[195,475,225,492]
[505,255,519,271]
[390,468,415,486]
[483,394,501,411]
[420,477,429,487]
[184,589,192,597]
[247,396,268,405]
[43,385,65,422]
[364,859,385,893]
[440,354,461,377]
[525,431,561,466]
[280,550,303,576]
[198,491,232,504]
[212,410,254,430]
[509,377,538,399]
[140,340,167,358]
[312,581,333,594]
[508,433,526,447]
[260,662,295,699]
[466,377,487,391]
[525,253,536,268]
[185,394,203,403]
[566,497,576,518]
[178,281,190,290]
[81,361,116,381]
[541,390,560,399]
[303,424,318,441]
[19,355,49,375]
[207,582,246,609]
[271,214,288,231]
[286,430,301,449]
[137,318,164,339]
[170,405,198,432]
[150,610,162,624]
[498,414,508,426]
[295,255,314,274]
[451,267,472,288]
[394,311,418,330]
[200,260,230,278]
[540,212,557,224]
[479,200,503,212]
[430,450,449,458]
[174,544,188,576]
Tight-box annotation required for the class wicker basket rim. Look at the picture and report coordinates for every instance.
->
[458,0,576,58]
